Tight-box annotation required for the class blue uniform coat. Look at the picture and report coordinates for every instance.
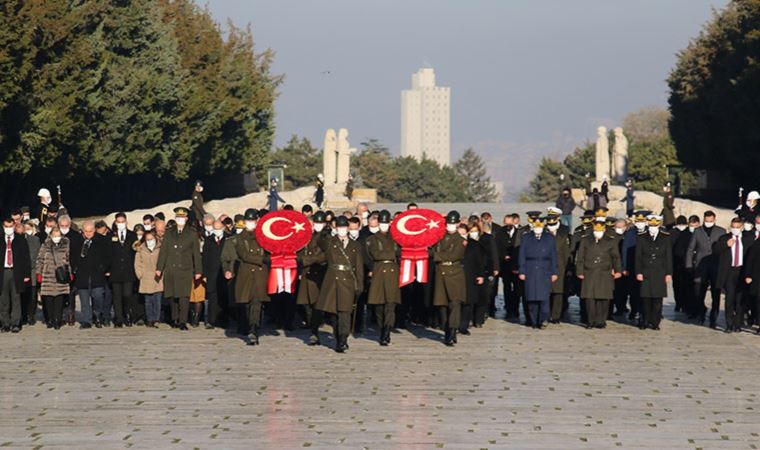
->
[518,232,558,302]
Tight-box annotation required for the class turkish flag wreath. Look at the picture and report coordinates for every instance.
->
[255,210,312,294]
[390,209,446,287]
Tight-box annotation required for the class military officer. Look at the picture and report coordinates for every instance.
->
[234,209,270,345]
[36,188,53,224]
[155,207,202,330]
[221,214,245,331]
[635,214,673,330]
[433,211,467,346]
[296,211,328,346]
[365,210,401,346]
[570,210,594,322]
[518,217,558,329]
[191,180,206,227]
[546,213,571,323]
[315,216,364,353]
[628,210,651,322]
[576,220,622,329]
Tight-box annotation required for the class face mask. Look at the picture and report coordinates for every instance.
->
[45,226,52,234]
[313,223,325,233]
[235,228,244,235]
[704,221,714,228]
[689,225,698,232]
[615,227,625,235]
[533,227,544,236]
[213,229,224,238]
[361,211,369,219]
[51,236,61,244]
[204,225,213,233]
[4,227,14,236]
[245,221,256,231]
[146,239,156,250]
[136,232,144,240]
[446,224,457,233]
[348,229,359,239]
[469,232,480,240]
[143,224,152,231]
[22,215,30,222]
[634,222,646,231]
[25,229,33,236]
[731,228,742,236]
[593,231,604,239]
[176,218,187,227]
[331,228,338,236]
[676,225,687,231]
[369,226,379,234]
[198,186,204,192]
[337,227,348,237]
[59,227,70,235]
[756,224,760,231]
[649,227,659,237]
[547,224,559,232]
[116,222,127,231]
[744,223,754,232]
[379,223,390,233]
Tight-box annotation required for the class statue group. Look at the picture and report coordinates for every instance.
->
[322,128,355,186]
[595,126,628,183]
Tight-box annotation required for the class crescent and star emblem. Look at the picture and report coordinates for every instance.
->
[396,214,440,236]
[261,216,306,241]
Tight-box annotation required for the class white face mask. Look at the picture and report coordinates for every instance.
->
[676,225,687,231]
[469,232,480,240]
[369,226,379,234]
[704,221,714,228]
[533,227,544,236]
[198,186,204,192]
[313,223,325,233]
[348,229,360,239]
[44,226,52,234]
[204,225,213,233]
[744,222,754,232]
[143,224,153,231]
[731,227,742,236]
[593,231,604,239]
[235,228,244,235]
[337,227,348,237]
[116,222,127,231]
[361,211,369,219]
[446,224,457,234]
[59,227,70,235]
[689,225,698,232]
[378,223,390,233]
[547,224,559,232]
[244,221,256,231]
[331,228,338,236]
[25,229,33,236]
[756,223,760,231]
[634,222,646,231]
[176,218,187,227]
[649,227,659,237]
[213,229,224,238]
[51,236,62,244]
[146,239,156,250]
[615,227,625,235]
[22,215,29,222]
[4,227,14,236]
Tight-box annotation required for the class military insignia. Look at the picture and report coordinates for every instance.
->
[112,236,118,242]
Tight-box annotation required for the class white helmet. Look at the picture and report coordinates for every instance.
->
[37,188,51,198]
[748,191,760,201]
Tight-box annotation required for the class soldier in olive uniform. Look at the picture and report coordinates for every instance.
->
[297,211,328,346]
[433,211,467,346]
[576,220,622,329]
[570,210,594,323]
[365,210,401,346]
[191,180,206,227]
[546,213,571,323]
[316,216,364,353]
[155,207,202,330]
[221,214,245,332]
[635,215,672,330]
[234,209,270,345]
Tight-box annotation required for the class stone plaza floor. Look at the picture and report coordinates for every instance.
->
[1,298,760,449]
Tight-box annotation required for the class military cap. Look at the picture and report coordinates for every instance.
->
[234,214,245,229]
[546,215,560,225]
[594,207,609,218]
[646,214,663,227]
[445,211,461,224]
[336,216,349,227]
[546,206,562,217]
[592,221,607,232]
[173,206,189,218]
[195,179,203,187]
[244,208,259,221]
[532,216,547,227]
[313,211,327,223]
[605,216,617,226]
[378,210,392,224]
[633,210,652,222]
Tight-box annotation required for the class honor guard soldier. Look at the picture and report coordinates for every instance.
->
[546,212,571,323]
[234,209,270,345]
[36,188,53,224]
[364,210,401,346]
[297,211,328,346]
[433,211,467,346]
[191,180,206,227]
[221,214,245,332]
[635,214,672,330]
[155,207,202,330]
[576,219,622,329]
[316,216,364,353]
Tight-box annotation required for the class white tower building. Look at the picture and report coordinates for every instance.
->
[401,68,451,166]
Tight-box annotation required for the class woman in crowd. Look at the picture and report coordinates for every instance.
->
[460,223,490,335]
[135,230,163,328]
[36,227,71,330]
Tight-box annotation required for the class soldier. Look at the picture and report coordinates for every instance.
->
[364,210,400,346]
[576,220,622,329]
[518,217,558,329]
[155,207,202,331]
[635,214,673,330]
[191,180,206,227]
[296,211,328,346]
[570,210,594,323]
[433,211,467,346]
[234,209,270,345]
[514,210,541,325]
[36,188,53,224]
[316,216,364,353]
[221,214,245,332]
[546,213,571,323]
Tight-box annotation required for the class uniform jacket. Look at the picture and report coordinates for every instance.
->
[316,236,364,314]
[432,233,466,306]
[518,232,558,302]
[364,232,400,305]
[156,226,201,299]
[549,226,571,294]
[234,231,270,304]
[635,230,673,298]
[297,232,327,305]
[576,234,622,300]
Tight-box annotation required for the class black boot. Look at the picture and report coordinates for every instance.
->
[247,326,259,346]
[379,326,390,346]
[444,327,454,346]
[451,328,458,345]
[336,334,348,353]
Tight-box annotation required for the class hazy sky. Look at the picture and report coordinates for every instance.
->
[202,0,727,199]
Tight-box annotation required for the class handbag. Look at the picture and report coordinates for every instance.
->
[51,243,71,284]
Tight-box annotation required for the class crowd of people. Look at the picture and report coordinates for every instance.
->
[1,180,759,352]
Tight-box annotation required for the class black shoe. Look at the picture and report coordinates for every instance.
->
[178,323,188,331]
[125,321,133,328]
[136,319,145,326]
[336,335,348,353]
[94,321,103,329]
[10,325,20,333]
[79,323,92,330]
[114,323,123,328]
[205,323,214,330]
[247,334,259,346]
[709,321,717,329]
[459,328,471,336]
[308,334,320,346]
[1,326,9,333]
[444,328,454,346]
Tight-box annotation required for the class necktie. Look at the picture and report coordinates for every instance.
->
[120,231,124,243]
[733,238,741,267]
[82,240,91,258]
[5,237,12,268]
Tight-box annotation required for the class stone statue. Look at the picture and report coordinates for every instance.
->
[611,127,628,182]
[595,126,610,182]
[335,128,356,185]
[323,129,337,185]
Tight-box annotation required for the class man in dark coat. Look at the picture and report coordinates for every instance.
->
[156,207,202,331]
[685,210,726,327]
[546,215,570,323]
[364,210,400,345]
[109,212,138,327]
[670,215,693,313]
[316,216,364,353]
[576,221,622,329]
[71,221,111,328]
[190,180,206,227]
[433,211,466,346]
[297,211,328,345]
[0,218,31,332]
[635,215,673,330]
[742,214,760,332]
[495,214,519,320]
[234,209,270,345]
[518,217,558,329]
[202,220,226,329]
[713,217,753,332]
[221,214,245,331]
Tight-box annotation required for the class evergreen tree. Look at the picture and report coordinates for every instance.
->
[453,148,497,202]
[269,135,321,190]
